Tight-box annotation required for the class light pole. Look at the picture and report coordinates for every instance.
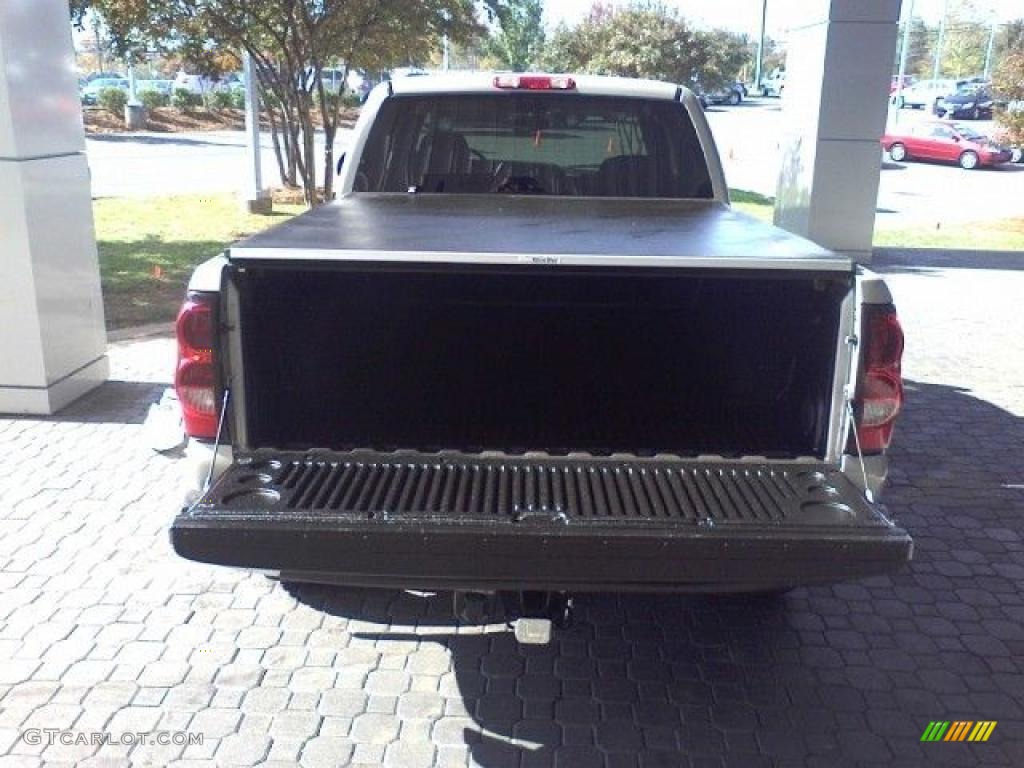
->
[893,0,915,123]
[983,21,997,78]
[932,0,949,81]
[754,0,767,90]
[241,52,270,214]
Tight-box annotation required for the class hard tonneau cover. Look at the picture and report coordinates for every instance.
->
[229,194,851,272]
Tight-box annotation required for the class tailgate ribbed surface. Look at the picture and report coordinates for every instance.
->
[196,452,873,526]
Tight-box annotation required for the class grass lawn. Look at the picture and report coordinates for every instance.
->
[96,190,1022,330]
[95,195,304,329]
[729,188,1024,252]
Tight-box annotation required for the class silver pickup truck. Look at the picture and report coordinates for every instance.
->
[171,73,911,608]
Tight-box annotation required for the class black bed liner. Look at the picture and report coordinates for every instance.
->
[171,451,912,591]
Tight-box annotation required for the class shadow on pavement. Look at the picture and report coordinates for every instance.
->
[87,133,232,148]
[5,380,168,425]
[874,247,1024,273]
[279,379,1024,766]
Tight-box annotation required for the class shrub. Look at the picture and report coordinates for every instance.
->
[98,87,128,114]
[208,89,235,109]
[231,89,246,109]
[139,89,169,109]
[172,88,201,110]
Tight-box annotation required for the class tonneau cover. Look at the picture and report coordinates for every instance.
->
[229,194,852,272]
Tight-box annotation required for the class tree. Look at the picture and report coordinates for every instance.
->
[894,18,933,77]
[484,0,545,71]
[746,34,786,83]
[698,28,748,89]
[993,47,1024,147]
[942,21,988,76]
[540,2,743,90]
[994,18,1024,66]
[74,0,483,206]
[933,0,987,77]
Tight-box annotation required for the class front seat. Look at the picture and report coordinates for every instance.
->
[418,132,472,190]
[596,155,659,197]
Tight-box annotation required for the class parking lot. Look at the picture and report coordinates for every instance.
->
[1,243,1023,766]
[85,99,1024,233]
[704,99,1024,227]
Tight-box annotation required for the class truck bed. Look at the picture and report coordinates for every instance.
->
[230,194,851,272]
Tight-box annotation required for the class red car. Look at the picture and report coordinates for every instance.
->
[881,121,1013,169]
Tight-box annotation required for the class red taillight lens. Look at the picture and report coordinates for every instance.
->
[850,304,904,454]
[493,74,576,90]
[175,293,218,439]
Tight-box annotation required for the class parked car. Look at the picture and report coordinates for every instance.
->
[137,79,174,97]
[881,121,1013,169]
[170,73,911,640]
[703,82,744,105]
[388,66,428,80]
[80,77,128,105]
[934,85,995,120]
[893,78,964,109]
[173,72,218,95]
[761,71,785,97]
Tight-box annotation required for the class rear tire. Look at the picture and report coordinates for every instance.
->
[959,150,979,170]
[728,91,740,106]
[888,142,907,162]
[971,106,980,120]
[1011,147,1023,164]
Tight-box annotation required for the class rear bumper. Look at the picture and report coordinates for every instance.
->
[171,451,912,592]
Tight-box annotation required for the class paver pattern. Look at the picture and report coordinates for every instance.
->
[1,249,1023,767]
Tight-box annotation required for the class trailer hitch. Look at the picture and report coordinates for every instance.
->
[451,590,574,645]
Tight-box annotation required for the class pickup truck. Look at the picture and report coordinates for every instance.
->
[170,73,911,616]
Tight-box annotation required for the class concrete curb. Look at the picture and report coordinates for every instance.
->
[108,322,174,343]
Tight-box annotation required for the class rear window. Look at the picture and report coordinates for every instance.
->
[355,93,713,198]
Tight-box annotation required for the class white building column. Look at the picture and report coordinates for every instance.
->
[773,1,901,263]
[1,0,108,414]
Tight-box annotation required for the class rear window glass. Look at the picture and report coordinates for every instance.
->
[355,93,713,198]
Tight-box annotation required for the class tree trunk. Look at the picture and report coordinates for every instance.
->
[319,64,349,202]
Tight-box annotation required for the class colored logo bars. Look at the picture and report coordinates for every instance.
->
[921,721,997,742]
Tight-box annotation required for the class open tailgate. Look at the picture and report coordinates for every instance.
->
[172,451,911,592]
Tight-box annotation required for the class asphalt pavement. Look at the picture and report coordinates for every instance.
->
[703,98,1024,226]
[86,130,352,199]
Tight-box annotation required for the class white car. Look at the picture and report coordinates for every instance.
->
[80,77,128,105]
[895,78,964,110]
[760,71,785,98]
[173,72,218,95]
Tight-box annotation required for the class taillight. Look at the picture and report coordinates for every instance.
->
[175,292,218,439]
[493,74,576,90]
[849,304,904,454]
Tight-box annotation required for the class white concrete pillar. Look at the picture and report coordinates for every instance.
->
[773,1,901,262]
[1,0,108,414]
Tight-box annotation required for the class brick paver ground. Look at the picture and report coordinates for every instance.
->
[1,248,1023,767]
